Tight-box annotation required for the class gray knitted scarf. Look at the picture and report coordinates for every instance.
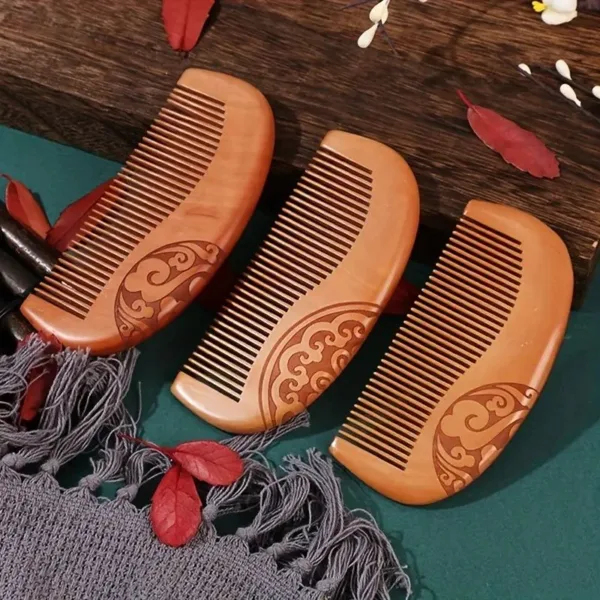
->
[0,336,411,600]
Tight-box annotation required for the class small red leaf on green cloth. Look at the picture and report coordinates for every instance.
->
[19,331,62,422]
[46,178,113,251]
[162,0,215,52]
[457,90,560,179]
[172,440,244,486]
[384,279,419,316]
[198,261,237,312]
[150,464,202,547]
[1,175,50,239]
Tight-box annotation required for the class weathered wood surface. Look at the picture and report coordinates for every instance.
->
[0,0,599,305]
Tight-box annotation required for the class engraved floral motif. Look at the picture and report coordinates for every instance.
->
[432,383,539,497]
[115,241,222,343]
[259,302,379,429]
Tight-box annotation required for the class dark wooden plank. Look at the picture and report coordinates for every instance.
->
[0,0,599,306]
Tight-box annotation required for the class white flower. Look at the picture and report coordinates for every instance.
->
[357,0,390,49]
[532,0,578,25]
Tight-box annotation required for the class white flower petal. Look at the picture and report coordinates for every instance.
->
[592,86,600,100]
[369,0,390,23]
[518,63,532,75]
[358,24,379,49]
[555,59,572,80]
[560,83,582,107]
[542,9,578,25]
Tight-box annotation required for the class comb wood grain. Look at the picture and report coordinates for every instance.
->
[172,131,420,434]
[330,200,573,505]
[20,69,274,354]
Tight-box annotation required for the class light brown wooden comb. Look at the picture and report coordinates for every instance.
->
[330,200,573,505]
[172,131,420,434]
[20,69,274,355]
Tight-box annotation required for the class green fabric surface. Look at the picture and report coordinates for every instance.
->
[1,124,599,600]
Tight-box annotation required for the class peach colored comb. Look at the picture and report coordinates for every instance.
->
[171,131,420,434]
[20,69,274,355]
[330,200,573,505]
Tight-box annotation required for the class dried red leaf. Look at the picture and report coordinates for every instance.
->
[384,279,419,316]
[162,0,215,52]
[457,90,560,179]
[150,464,202,547]
[198,261,237,312]
[19,331,62,422]
[1,175,50,239]
[172,440,244,486]
[46,179,113,251]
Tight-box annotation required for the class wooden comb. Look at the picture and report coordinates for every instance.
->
[172,131,420,434]
[330,200,573,505]
[20,69,274,355]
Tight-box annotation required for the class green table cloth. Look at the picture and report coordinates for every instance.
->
[1,125,598,600]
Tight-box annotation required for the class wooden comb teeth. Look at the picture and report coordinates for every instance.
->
[21,69,275,354]
[172,130,420,434]
[330,200,573,505]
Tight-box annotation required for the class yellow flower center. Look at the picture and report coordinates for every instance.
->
[532,1,547,12]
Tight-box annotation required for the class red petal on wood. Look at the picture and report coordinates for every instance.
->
[162,0,215,52]
[172,440,244,486]
[150,464,202,547]
[46,179,114,251]
[457,90,560,179]
[384,278,419,316]
[198,261,237,312]
[1,175,50,239]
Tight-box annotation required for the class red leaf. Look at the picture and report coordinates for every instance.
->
[384,278,419,316]
[172,440,244,486]
[150,464,202,547]
[162,0,215,51]
[457,90,560,179]
[46,179,114,251]
[2,175,50,238]
[198,261,237,312]
[19,331,62,422]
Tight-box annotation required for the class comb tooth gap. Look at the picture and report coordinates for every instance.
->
[282,205,353,251]
[102,191,166,227]
[274,219,347,262]
[454,224,523,265]
[189,350,248,386]
[383,348,455,388]
[362,385,430,423]
[401,321,475,368]
[129,148,200,184]
[336,430,408,470]
[358,394,425,432]
[85,214,143,246]
[430,268,513,315]
[74,229,130,260]
[312,154,373,193]
[291,190,363,234]
[266,235,333,276]
[34,289,87,319]
[271,224,342,267]
[63,252,110,283]
[389,337,464,379]
[449,233,523,277]
[444,242,522,289]
[205,328,260,361]
[155,112,221,150]
[216,312,270,345]
[165,98,225,131]
[348,410,418,448]
[210,322,264,354]
[370,368,439,410]
[144,130,214,167]
[377,362,445,399]
[69,241,120,269]
[73,235,126,264]
[318,146,373,177]
[234,282,288,317]
[352,403,420,440]
[222,301,277,334]
[262,240,329,281]
[306,163,372,205]
[172,86,226,116]
[461,216,523,251]
[158,106,223,142]
[37,281,92,310]
[258,249,321,288]
[201,335,254,369]
[278,210,350,255]
[183,363,242,399]
[435,260,517,308]
[295,183,367,227]
[135,144,203,178]
[342,421,412,457]
[439,251,520,297]
[249,261,306,298]
[79,222,137,252]
[407,310,491,353]
[52,261,105,292]
[244,272,299,305]
[123,162,193,195]
[115,173,181,207]
[45,272,98,302]
[425,277,508,328]
[416,294,499,342]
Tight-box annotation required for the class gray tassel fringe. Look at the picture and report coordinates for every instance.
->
[0,335,411,599]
